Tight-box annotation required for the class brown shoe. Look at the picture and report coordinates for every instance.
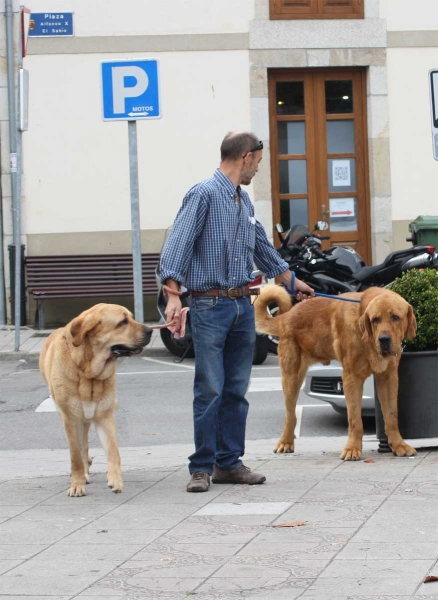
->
[212,465,266,485]
[187,471,210,493]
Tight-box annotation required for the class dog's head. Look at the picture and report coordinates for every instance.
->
[359,288,416,357]
[69,303,152,357]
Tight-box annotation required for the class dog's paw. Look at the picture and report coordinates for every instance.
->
[88,455,94,466]
[391,443,417,457]
[274,440,295,454]
[67,484,86,497]
[340,447,362,461]
[107,476,123,493]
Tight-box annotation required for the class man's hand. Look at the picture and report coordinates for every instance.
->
[278,270,314,301]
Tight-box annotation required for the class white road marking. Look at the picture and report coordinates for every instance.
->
[36,397,57,412]
[141,357,195,370]
[248,377,282,392]
[118,370,194,375]
[295,405,303,438]
[247,378,313,392]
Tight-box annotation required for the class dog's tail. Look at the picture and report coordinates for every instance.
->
[254,284,293,337]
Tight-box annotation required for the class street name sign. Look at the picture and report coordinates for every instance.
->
[101,59,161,121]
[28,12,74,37]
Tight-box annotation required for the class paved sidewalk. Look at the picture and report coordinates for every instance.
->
[1,439,438,599]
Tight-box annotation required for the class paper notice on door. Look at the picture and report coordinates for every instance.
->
[332,159,351,187]
[329,198,355,218]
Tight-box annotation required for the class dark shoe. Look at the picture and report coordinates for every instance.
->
[187,471,210,493]
[212,464,266,485]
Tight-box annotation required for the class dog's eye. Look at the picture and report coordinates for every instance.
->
[392,315,400,322]
[117,318,128,328]
[372,317,380,324]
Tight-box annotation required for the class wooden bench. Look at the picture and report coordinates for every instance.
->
[25,253,160,328]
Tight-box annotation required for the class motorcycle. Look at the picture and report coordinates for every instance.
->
[264,221,438,353]
[155,228,269,364]
[275,221,437,294]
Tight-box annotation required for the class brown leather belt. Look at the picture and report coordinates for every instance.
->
[191,285,260,299]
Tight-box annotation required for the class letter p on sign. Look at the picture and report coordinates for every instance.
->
[112,66,148,114]
[101,59,161,121]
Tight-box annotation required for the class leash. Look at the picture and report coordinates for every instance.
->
[287,271,361,303]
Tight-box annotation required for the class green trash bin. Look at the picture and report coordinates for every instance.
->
[408,215,438,248]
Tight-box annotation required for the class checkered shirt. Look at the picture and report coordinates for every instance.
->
[160,169,289,291]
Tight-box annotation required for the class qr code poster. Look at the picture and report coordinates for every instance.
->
[332,159,351,187]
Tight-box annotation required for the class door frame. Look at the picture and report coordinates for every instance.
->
[268,67,372,264]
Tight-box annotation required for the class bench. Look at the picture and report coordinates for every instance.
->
[25,253,160,328]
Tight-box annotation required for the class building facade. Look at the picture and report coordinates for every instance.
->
[1,0,438,323]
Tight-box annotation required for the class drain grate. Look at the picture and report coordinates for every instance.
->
[30,332,51,338]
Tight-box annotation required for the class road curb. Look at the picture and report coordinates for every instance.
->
[0,351,40,361]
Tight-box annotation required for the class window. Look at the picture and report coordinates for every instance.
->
[269,0,364,20]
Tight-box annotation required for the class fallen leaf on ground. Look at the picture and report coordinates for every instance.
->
[272,520,307,528]
[364,458,374,463]
[424,575,438,583]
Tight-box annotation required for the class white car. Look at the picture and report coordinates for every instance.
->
[303,361,375,417]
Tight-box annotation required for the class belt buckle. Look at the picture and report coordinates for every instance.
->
[227,287,240,299]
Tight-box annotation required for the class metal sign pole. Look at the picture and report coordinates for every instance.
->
[5,0,20,348]
[101,59,160,324]
[128,120,144,323]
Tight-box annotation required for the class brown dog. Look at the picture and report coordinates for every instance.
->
[39,304,152,496]
[255,286,417,460]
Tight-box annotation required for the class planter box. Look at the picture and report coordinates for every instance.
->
[375,350,438,449]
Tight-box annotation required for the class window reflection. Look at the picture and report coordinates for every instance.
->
[325,80,353,114]
[280,199,309,230]
[276,81,305,115]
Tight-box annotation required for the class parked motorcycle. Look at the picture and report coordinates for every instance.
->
[155,228,269,364]
[276,221,437,294]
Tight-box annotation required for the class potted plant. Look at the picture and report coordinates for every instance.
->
[375,268,438,450]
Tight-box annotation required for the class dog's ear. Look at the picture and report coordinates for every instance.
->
[70,311,100,347]
[360,287,383,313]
[359,311,373,343]
[406,304,417,340]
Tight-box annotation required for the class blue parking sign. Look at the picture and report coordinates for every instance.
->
[101,59,161,121]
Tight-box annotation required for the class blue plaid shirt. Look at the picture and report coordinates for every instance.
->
[160,169,289,291]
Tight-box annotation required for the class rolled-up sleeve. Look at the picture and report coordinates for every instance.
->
[253,219,289,279]
[160,187,208,285]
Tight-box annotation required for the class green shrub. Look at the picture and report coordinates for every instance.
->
[389,269,438,351]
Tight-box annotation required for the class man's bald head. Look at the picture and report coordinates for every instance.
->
[220,131,262,162]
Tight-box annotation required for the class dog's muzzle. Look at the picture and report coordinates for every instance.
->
[111,327,153,357]
[379,334,396,357]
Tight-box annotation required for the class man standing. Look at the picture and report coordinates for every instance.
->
[160,131,313,492]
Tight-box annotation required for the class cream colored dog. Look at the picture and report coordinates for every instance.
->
[40,304,152,497]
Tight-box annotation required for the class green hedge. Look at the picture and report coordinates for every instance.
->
[389,269,438,352]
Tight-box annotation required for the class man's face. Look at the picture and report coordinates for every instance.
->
[241,150,263,186]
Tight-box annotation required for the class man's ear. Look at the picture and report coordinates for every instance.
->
[70,312,100,347]
[406,304,417,340]
[359,311,373,343]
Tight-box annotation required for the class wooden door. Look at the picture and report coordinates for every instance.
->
[269,68,371,264]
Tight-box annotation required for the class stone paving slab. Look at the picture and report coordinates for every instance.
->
[0,446,438,599]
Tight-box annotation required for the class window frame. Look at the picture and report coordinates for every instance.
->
[269,0,364,20]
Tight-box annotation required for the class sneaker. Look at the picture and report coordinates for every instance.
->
[212,464,266,485]
[187,471,210,493]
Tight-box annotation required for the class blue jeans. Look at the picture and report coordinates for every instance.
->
[188,295,256,474]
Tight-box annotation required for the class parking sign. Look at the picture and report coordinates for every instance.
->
[101,59,161,121]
